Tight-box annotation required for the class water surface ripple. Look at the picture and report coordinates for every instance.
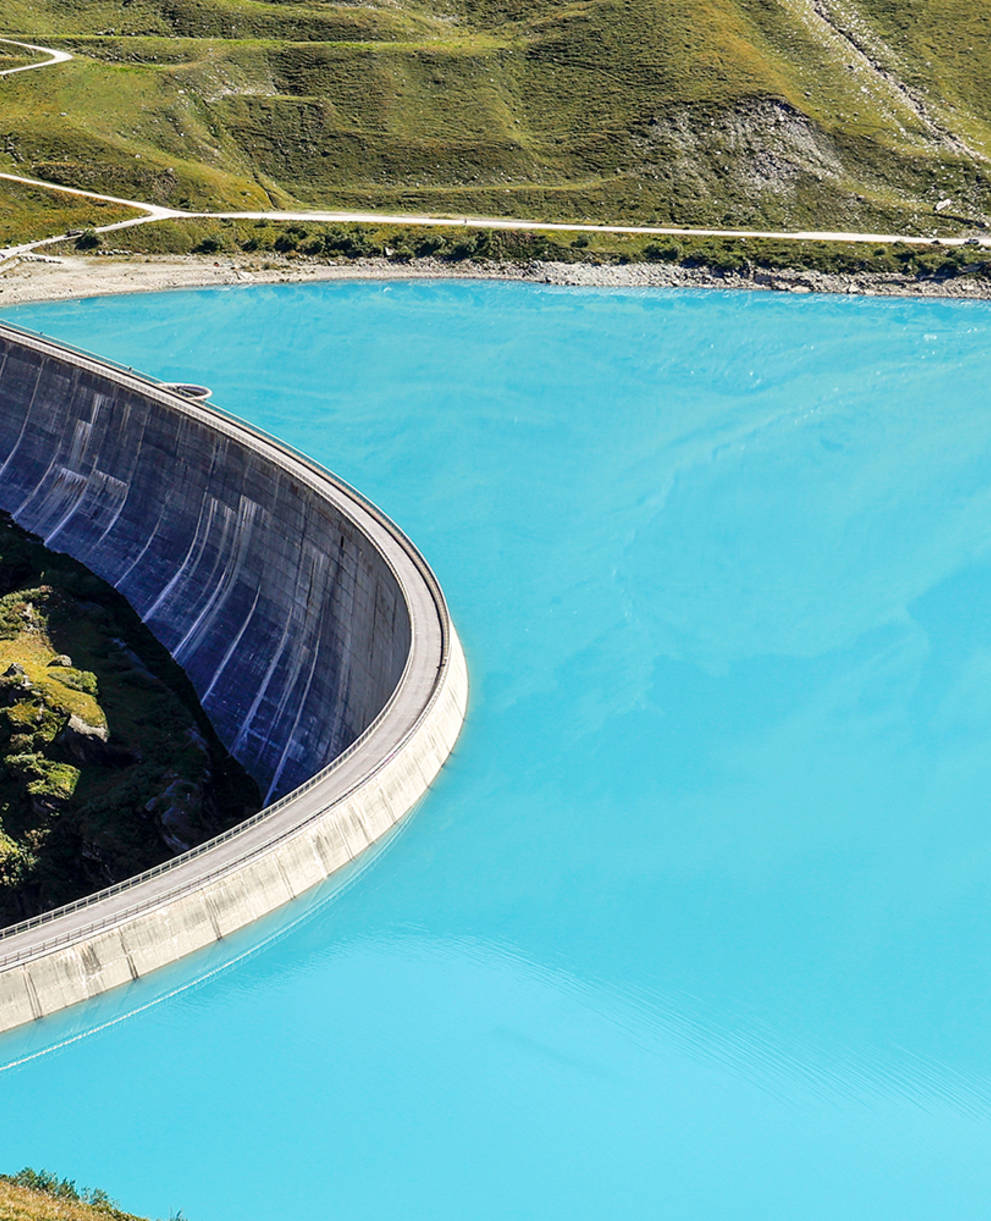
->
[2,282,991,1218]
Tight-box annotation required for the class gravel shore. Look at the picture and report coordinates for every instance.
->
[1,251,990,307]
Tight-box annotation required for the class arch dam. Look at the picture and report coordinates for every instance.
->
[0,321,468,1035]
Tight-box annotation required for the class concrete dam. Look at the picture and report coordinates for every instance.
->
[0,321,468,1035]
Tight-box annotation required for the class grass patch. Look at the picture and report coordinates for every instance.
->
[0,50,38,72]
[0,181,139,246]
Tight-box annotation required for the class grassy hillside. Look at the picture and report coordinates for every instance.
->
[0,514,259,926]
[0,48,37,72]
[2,0,991,243]
[0,181,137,246]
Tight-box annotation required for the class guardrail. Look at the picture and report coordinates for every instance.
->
[0,319,455,966]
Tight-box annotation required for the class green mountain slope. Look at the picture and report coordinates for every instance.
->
[2,0,989,238]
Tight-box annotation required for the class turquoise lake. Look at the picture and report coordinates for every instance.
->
[2,281,991,1217]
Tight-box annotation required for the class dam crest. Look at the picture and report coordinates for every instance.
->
[0,321,468,1034]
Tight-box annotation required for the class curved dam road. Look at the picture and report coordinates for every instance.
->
[0,321,468,1035]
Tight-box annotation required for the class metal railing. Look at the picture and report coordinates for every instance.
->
[0,319,456,965]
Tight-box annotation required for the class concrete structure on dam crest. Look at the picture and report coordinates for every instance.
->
[0,321,468,1035]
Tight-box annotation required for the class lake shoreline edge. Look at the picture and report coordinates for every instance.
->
[3,252,991,308]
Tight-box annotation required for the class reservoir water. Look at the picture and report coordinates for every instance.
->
[2,281,991,1218]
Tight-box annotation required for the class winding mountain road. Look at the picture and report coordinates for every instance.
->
[0,37,71,78]
[0,35,987,263]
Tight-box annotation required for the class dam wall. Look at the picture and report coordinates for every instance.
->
[0,328,410,801]
[0,322,468,1035]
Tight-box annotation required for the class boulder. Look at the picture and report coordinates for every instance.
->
[149,777,205,853]
[55,714,135,766]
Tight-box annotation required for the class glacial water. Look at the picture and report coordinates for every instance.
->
[2,281,991,1218]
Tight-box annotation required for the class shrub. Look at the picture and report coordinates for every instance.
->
[317,226,377,258]
[273,224,309,254]
[413,233,446,258]
[446,231,493,261]
[5,1168,79,1200]
[643,241,680,262]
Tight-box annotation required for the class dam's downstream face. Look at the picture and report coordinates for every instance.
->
[0,329,411,801]
[3,282,991,1219]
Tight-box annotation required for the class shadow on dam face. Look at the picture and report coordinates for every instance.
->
[0,328,409,801]
[0,322,467,1034]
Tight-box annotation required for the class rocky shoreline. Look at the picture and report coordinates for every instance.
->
[1,251,990,306]
[529,259,991,298]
